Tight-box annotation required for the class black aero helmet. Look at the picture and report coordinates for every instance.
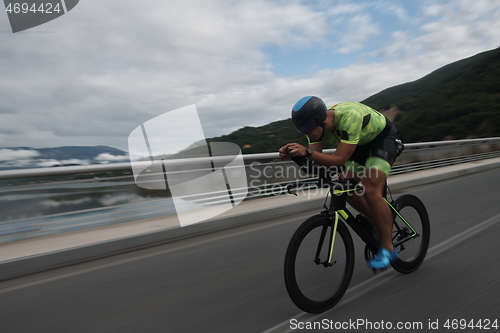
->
[291,96,327,133]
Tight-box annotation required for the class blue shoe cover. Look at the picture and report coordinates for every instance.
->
[367,248,398,269]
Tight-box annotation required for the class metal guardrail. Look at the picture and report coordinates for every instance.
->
[1,137,500,244]
[390,150,500,175]
[1,137,500,180]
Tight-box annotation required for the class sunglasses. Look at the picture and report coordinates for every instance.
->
[298,118,320,134]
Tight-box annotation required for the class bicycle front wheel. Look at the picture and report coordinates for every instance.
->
[284,213,355,313]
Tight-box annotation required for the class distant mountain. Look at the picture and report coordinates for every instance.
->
[0,146,128,170]
[207,47,500,151]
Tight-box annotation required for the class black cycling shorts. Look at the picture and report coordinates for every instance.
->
[346,119,399,175]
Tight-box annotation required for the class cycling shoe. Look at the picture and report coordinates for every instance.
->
[367,248,398,269]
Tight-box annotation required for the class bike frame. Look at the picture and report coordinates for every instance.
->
[314,178,419,266]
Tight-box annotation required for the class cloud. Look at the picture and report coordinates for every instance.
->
[422,4,444,17]
[0,0,332,149]
[335,14,381,54]
[0,0,499,152]
[374,2,409,21]
[95,153,129,162]
[367,0,500,77]
[0,149,39,161]
[34,159,89,167]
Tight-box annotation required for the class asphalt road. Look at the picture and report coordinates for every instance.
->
[1,168,500,333]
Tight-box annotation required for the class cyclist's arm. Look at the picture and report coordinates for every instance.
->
[283,141,356,167]
[280,141,322,158]
[307,142,356,167]
[309,142,322,152]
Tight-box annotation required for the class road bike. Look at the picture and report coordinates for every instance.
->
[283,164,430,313]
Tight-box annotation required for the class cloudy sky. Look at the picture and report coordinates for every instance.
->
[1,0,500,153]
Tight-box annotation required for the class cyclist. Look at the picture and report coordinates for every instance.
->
[279,96,401,269]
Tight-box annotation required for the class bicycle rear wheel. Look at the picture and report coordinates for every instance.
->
[284,213,355,313]
[390,194,430,273]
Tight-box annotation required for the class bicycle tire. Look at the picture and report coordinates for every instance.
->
[390,194,430,273]
[284,213,355,313]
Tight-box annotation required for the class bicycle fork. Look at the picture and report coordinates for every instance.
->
[315,182,358,267]
[314,211,339,267]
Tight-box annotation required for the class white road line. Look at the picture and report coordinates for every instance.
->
[261,211,500,333]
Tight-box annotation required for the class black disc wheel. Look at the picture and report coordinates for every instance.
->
[284,213,355,313]
[364,194,430,274]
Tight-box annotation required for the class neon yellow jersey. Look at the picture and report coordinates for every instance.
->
[307,101,386,146]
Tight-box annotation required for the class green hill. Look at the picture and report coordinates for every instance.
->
[208,120,312,155]
[361,46,500,142]
[208,47,500,152]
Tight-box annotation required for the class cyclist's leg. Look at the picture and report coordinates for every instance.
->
[362,158,400,269]
[361,160,393,251]
[355,122,400,268]
[344,161,374,220]
[356,119,399,230]
[343,142,375,220]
